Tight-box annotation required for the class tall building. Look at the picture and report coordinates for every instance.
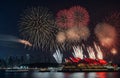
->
[26,54,30,64]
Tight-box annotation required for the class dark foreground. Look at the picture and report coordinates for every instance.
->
[0,72,120,78]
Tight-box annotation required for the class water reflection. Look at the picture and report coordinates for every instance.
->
[50,72,64,78]
[5,72,28,78]
[32,72,49,78]
[32,72,64,78]
[69,73,84,78]
[32,72,119,78]
[2,72,120,78]
[96,72,107,78]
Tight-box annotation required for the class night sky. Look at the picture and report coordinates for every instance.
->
[0,0,120,63]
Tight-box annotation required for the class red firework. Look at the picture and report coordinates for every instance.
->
[56,9,70,29]
[68,6,89,27]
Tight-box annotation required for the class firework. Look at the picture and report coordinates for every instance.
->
[68,6,89,27]
[94,42,103,59]
[0,34,32,47]
[56,9,70,29]
[65,26,90,42]
[18,39,32,46]
[87,46,96,59]
[56,31,66,43]
[78,26,90,41]
[104,12,120,48]
[72,46,84,59]
[71,42,104,60]
[53,49,63,64]
[111,48,117,55]
[66,27,80,41]
[19,7,58,50]
[56,26,90,50]
[95,23,117,48]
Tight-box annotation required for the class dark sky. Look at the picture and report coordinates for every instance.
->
[0,0,120,63]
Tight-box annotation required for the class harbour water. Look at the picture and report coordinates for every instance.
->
[0,72,119,78]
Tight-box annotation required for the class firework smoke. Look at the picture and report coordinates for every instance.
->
[68,6,89,27]
[0,34,18,42]
[95,23,117,48]
[0,34,32,46]
[19,7,58,50]
[53,49,63,64]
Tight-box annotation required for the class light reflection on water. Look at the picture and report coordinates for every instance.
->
[1,72,119,78]
[32,72,65,78]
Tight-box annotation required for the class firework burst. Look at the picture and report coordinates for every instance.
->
[19,7,58,51]
[53,49,63,64]
[72,46,84,59]
[95,23,117,48]
[71,42,103,60]
[57,26,90,43]
[56,31,66,43]
[56,9,70,29]
[103,12,120,51]
[87,46,96,59]
[94,42,103,59]
[56,26,90,51]
[18,39,32,46]
[78,26,90,41]
[66,27,80,41]
[68,6,89,27]
[110,48,117,55]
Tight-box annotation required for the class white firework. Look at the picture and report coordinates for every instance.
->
[53,49,63,64]
[72,46,84,59]
[94,42,103,59]
[87,46,96,59]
